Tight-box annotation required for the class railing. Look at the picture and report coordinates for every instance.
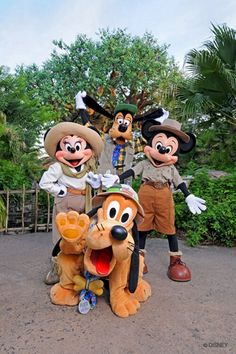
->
[0,184,53,234]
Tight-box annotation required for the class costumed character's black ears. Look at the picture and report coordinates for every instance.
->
[141,119,161,140]
[128,220,140,293]
[136,107,169,140]
[179,133,196,154]
[83,94,114,120]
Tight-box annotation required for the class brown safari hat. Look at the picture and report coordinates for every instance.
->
[44,122,104,158]
[92,184,144,225]
[149,118,190,143]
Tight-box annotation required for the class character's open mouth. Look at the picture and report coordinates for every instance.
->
[116,137,126,144]
[65,158,82,167]
[153,159,161,165]
[91,246,113,275]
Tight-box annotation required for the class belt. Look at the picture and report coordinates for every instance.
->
[67,188,86,196]
[144,181,170,189]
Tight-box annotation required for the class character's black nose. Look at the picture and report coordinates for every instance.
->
[118,124,128,133]
[70,147,76,153]
[111,225,128,241]
[159,146,166,154]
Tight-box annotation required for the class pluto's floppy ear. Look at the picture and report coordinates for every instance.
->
[128,220,140,293]
[141,119,160,141]
[179,133,196,154]
[83,95,114,120]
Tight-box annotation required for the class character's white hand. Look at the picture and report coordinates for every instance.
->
[75,91,87,109]
[101,171,120,189]
[185,194,207,215]
[86,171,102,189]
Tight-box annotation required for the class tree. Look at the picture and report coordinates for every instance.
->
[17,29,183,120]
[177,24,236,170]
[0,66,55,188]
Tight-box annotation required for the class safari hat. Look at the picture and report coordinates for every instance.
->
[44,122,104,157]
[149,118,190,143]
[114,103,137,115]
[92,184,144,224]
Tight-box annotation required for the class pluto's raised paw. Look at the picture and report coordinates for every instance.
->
[56,211,89,241]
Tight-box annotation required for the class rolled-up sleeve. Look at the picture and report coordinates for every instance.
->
[39,163,65,196]
[172,166,184,187]
[132,160,145,178]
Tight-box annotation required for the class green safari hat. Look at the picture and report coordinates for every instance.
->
[114,103,137,115]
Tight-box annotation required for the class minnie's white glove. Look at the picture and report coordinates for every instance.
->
[185,194,207,215]
[75,91,87,110]
[86,171,102,189]
[101,171,120,189]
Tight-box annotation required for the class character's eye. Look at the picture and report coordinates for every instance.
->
[156,142,162,150]
[165,146,172,154]
[107,201,120,220]
[120,207,132,224]
[117,118,124,125]
[75,142,81,151]
[65,143,72,152]
[123,119,130,126]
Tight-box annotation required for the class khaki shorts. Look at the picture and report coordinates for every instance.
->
[138,183,176,235]
[52,192,85,245]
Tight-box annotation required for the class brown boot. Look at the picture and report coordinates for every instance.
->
[167,252,191,282]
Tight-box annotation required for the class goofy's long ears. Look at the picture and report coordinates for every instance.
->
[83,94,114,120]
[128,220,140,293]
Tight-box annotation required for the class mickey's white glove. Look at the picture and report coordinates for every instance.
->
[185,194,207,215]
[101,171,120,189]
[86,171,102,189]
[75,91,87,110]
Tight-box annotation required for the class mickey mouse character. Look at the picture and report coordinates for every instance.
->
[107,117,207,281]
[39,122,103,284]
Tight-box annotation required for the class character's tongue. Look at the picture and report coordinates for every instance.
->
[91,247,113,275]
[70,160,80,167]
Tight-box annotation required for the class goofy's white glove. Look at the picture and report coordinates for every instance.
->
[185,194,207,215]
[101,171,120,189]
[86,171,102,189]
[75,91,87,110]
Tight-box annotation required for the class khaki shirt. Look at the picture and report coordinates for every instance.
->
[132,159,184,187]
[98,134,134,175]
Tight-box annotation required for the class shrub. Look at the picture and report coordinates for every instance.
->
[174,171,236,247]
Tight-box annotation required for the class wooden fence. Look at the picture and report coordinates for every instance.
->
[0,185,53,234]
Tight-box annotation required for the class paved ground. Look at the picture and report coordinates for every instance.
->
[0,232,235,354]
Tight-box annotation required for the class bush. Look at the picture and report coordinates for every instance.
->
[174,171,236,247]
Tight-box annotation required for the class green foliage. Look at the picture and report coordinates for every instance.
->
[174,171,236,247]
[176,24,236,171]
[0,160,32,189]
[16,29,183,118]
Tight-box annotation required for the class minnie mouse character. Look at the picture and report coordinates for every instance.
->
[104,117,207,281]
[39,122,103,284]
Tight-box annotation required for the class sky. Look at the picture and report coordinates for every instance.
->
[0,0,236,71]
